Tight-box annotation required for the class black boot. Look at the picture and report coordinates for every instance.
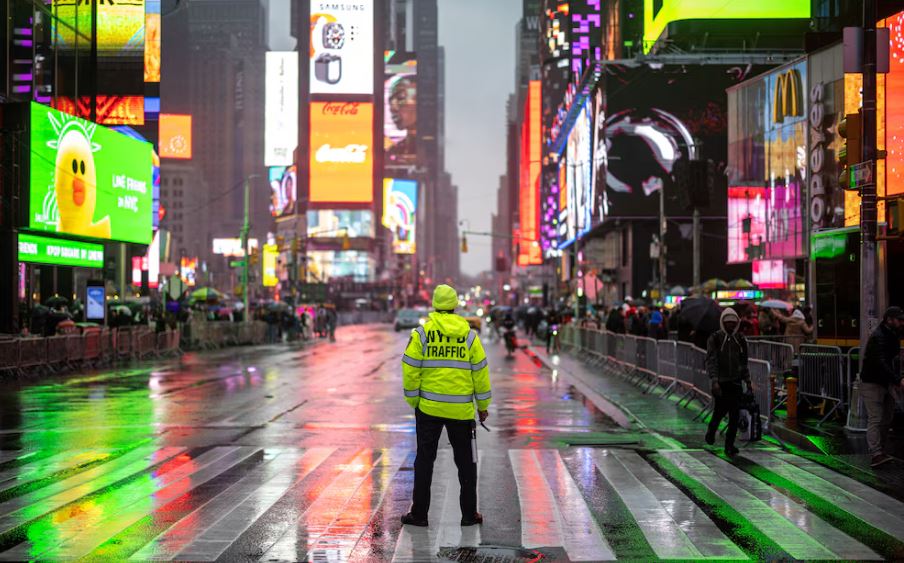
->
[461,512,483,526]
[401,512,428,527]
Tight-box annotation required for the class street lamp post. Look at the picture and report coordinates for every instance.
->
[240,174,260,324]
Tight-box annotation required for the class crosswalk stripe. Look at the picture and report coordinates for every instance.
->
[511,449,615,561]
[0,452,25,465]
[392,449,455,563]
[261,448,386,561]
[306,448,407,561]
[128,447,331,561]
[611,450,747,560]
[0,450,111,491]
[744,451,904,537]
[9,447,261,560]
[771,452,904,519]
[591,450,706,560]
[0,445,185,528]
[663,451,877,560]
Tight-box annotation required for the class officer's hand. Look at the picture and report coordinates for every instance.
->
[478,410,489,423]
[711,381,721,398]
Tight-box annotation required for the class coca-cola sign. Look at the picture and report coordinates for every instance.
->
[321,102,360,116]
[315,143,369,163]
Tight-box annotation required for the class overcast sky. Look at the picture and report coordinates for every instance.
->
[268,0,521,277]
[439,0,521,276]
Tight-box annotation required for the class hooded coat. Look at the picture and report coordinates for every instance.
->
[705,308,750,384]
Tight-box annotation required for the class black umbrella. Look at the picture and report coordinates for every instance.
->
[45,295,69,308]
[678,296,722,333]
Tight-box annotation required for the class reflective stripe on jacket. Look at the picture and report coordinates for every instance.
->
[401,312,491,420]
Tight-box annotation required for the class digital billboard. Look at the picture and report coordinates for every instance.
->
[565,98,593,245]
[882,11,904,198]
[642,0,811,54]
[18,233,104,269]
[384,51,417,166]
[53,96,145,126]
[265,52,299,166]
[28,102,154,245]
[727,186,767,263]
[145,0,161,82]
[309,2,374,95]
[54,0,146,57]
[309,101,374,204]
[159,114,192,159]
[212,238,259,257]
[518,81,542,266]
[382,179,417,254]
[307,210,374,238]
[269,165,296,218]
[262,244,279,287]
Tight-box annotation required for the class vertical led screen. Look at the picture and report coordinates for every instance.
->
[309,101,374,204]
[145,0,161,82]
[518,81,542,266]
[263,244,279,287]
[565,98,593,247]
[382,179,418,254]
[882,12,904,198]
[158,114,192,159]
[384,52,417,166]
[309,2,374,95]
[265,52,299,167]
[727,187,767,263]
[269,165,296,218]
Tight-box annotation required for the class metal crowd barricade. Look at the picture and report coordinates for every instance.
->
[0,339,19,376]
[45,335,69,371]
[65,334,84,368]
[82,330,102,364]
[748,358,772,431]
[674,342,699,399]
[17,338,46,374]
[589,329,607,366]
[746,340,794,379]
[798,344,847,425]
[656,340,679,397]
[634,336,659,389]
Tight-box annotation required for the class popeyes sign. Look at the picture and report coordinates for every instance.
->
[309,101,374,204]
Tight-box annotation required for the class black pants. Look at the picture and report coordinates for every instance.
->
[411,408,477,519]
[707,381,742,449]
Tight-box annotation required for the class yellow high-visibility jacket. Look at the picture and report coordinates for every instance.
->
[401,311,491,420]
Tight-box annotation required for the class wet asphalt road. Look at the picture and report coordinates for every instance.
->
[0,324,903,561]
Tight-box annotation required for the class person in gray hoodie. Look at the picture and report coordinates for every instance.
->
[704,308,751,456]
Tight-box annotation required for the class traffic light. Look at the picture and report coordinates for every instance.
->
[838,112,863,191]
[461,235,468,253]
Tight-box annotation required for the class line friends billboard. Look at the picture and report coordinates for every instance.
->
[29,102,154,245]
[382,179,417,254]
[309,101,374,204]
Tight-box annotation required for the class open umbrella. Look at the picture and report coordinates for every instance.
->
[702,278,729,292]
[669,285,688,296]
[759,299,793,311]
[728,279,755,289]
[45,295,70,308]
[190,287,225,303]
[678,296,722,334]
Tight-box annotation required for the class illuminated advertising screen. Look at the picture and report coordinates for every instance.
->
[269,165,296,218]
[54,0,146,57]
[262,244,279,287]
[307,250,374,282]
[265,51,299,166]
[727,187,767,263]
[382,179,417,254]
[307,210,374,238]
[309,2,374,95]
[145,0,161,82]
[883,12,904,198]
[110,125,160,231]
[18,233,103,268]
[564,98,593,246]
[384,51,417,166]
[159,114,192,159]
[643,0,811,54]
[53,96,145,126]
[518,81,542,266]
[212,238,259,257]
[28,102,154,245]
[309,101,374,204]
[180,257,197,286]
[752,259,787,289]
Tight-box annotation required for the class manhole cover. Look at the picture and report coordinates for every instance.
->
[436,545,546,562]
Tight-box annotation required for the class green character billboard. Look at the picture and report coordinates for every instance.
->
[28,102,154,244]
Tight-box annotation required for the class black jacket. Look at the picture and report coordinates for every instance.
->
[862,322,902,387]
[706,330,750,384]
[606,310,625,334]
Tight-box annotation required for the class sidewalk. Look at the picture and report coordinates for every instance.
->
[528,343,904,502]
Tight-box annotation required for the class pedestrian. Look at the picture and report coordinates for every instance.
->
[772,308,813,353]
[704,308,751,457]
[606,307,625,334]
[861,306,904,468]
[401,284,491,527]
[648,310,666,340]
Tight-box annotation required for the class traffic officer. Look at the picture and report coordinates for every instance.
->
[400,284,491,527]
